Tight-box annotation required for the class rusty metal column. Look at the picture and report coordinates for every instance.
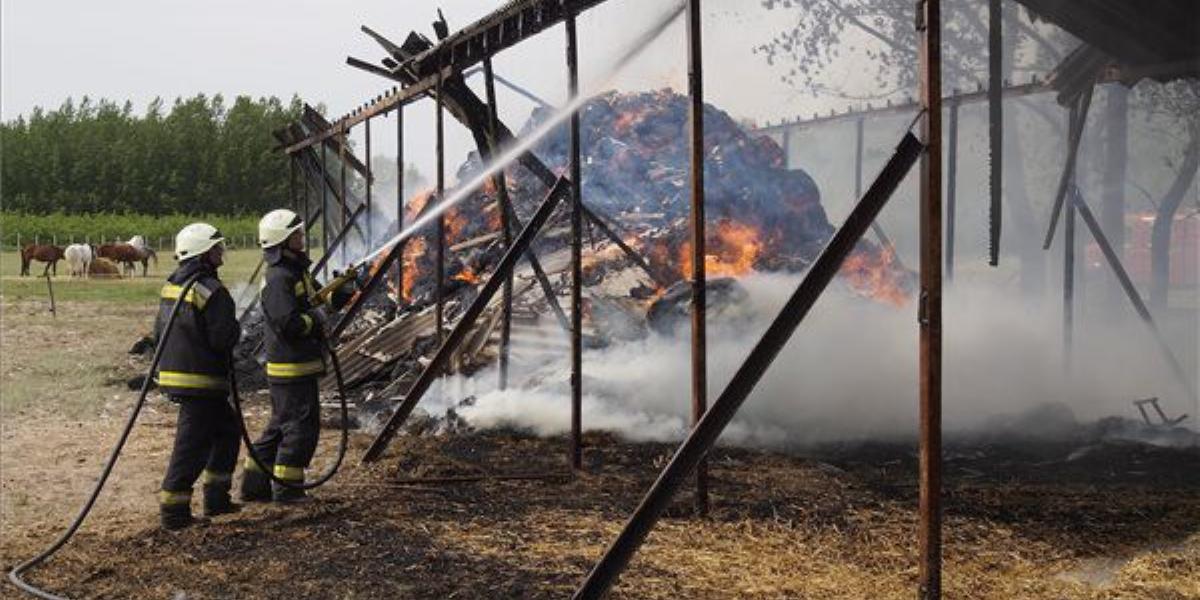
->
[917,0,943,598]
[484,57,514,391]
[436,71,446,345]
[946,99,959,282]
[566,14,584,471]
[321,144,330,279]
[365,116,373,249]
[395,107,405,308]
[687,0,709,516]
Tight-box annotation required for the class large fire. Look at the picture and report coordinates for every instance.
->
[839,245,911,307]
[677,219,764,278]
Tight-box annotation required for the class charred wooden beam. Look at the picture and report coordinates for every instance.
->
[301,105,370,178]
[484,57,514,391]
[686,0,709,515]
[362,176,571,463]
[566,14,584,472]
[571,132,925,599]
[988,0,1002,266]
[285,0,611,155]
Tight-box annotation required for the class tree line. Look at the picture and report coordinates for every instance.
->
[1,94,304,215]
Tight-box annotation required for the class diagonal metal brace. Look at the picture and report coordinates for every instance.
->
[572,132,924,599]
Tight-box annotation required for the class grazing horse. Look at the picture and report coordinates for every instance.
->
[97,243,157,277]
[64,243,96,278]
[19,244,65,277]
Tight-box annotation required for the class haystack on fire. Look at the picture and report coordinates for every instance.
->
[7,0,1199,598]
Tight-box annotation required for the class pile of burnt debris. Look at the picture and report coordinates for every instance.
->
[131,90,912,415]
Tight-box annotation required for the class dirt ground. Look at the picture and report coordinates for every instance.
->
[3,296,1200,599]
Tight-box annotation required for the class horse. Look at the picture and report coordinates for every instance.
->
[64,243,96,278]
[19,244,65,277]
[97,243,157,277]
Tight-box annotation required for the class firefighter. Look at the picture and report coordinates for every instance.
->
[156,223,241,530]
[241,209,353,503]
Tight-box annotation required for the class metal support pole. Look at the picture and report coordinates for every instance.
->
[987,0,1002,266]
[484,57,514,391]
[1043,85,1094,249]
[321,145,330,279]
[781,128,790,169]
[436,71,446,345]
[365,116,373,248]
[946,100,959,282]
[395,107,405,308]
[1063,187,1076,370]
[303,155,311,250]
[340,133,349,265]
[854,117,865,198]
[363,177,572,463]
[686,0,709,516]
[917,0,944,597]
[572,133,924,600]
[566,14,584,471]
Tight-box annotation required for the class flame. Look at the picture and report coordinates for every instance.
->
[401,237,427,301]
[678,219,764,278]
[452,266,482,285]
[839,245,911,307]
[444,207,469,245]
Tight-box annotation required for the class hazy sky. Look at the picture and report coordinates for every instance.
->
[1,0,875,173]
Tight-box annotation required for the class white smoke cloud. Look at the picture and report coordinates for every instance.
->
[423,271,1196,448]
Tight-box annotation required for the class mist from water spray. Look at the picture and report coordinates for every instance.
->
[355,1,686,267]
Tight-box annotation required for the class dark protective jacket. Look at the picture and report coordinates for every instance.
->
[154,259,240,398]
[261,247,352,383]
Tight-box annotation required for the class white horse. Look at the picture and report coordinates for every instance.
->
[127,235,148,250]
[64,244,95,278]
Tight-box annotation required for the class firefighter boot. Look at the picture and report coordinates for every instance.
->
[202,485,240,517]
[239,462,273,503]
[159,491,199,531]
[271,465,309,503]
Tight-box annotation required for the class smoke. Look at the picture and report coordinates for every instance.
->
[422,271,1195,448]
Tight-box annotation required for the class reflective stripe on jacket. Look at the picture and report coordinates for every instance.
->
[153,260,239,398]
[261,248,325,382]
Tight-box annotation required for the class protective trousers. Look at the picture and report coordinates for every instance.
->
[160,396,240,516]
[249,378,320,489]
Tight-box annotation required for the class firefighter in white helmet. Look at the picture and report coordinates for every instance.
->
[241,209,354,502]
[156,223,241,529]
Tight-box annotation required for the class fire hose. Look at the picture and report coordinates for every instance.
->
[9,274,353,599]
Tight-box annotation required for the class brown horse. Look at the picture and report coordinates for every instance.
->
[97,243,158,277]
[19,244,65,277]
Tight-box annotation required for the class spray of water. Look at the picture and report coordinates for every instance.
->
[355,1,686,267]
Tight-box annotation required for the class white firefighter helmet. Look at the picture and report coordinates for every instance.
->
[258,208,304,249]
[174,223,225,261]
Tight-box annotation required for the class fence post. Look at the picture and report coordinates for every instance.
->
[53,234,58,246]
[35,234,40,246]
